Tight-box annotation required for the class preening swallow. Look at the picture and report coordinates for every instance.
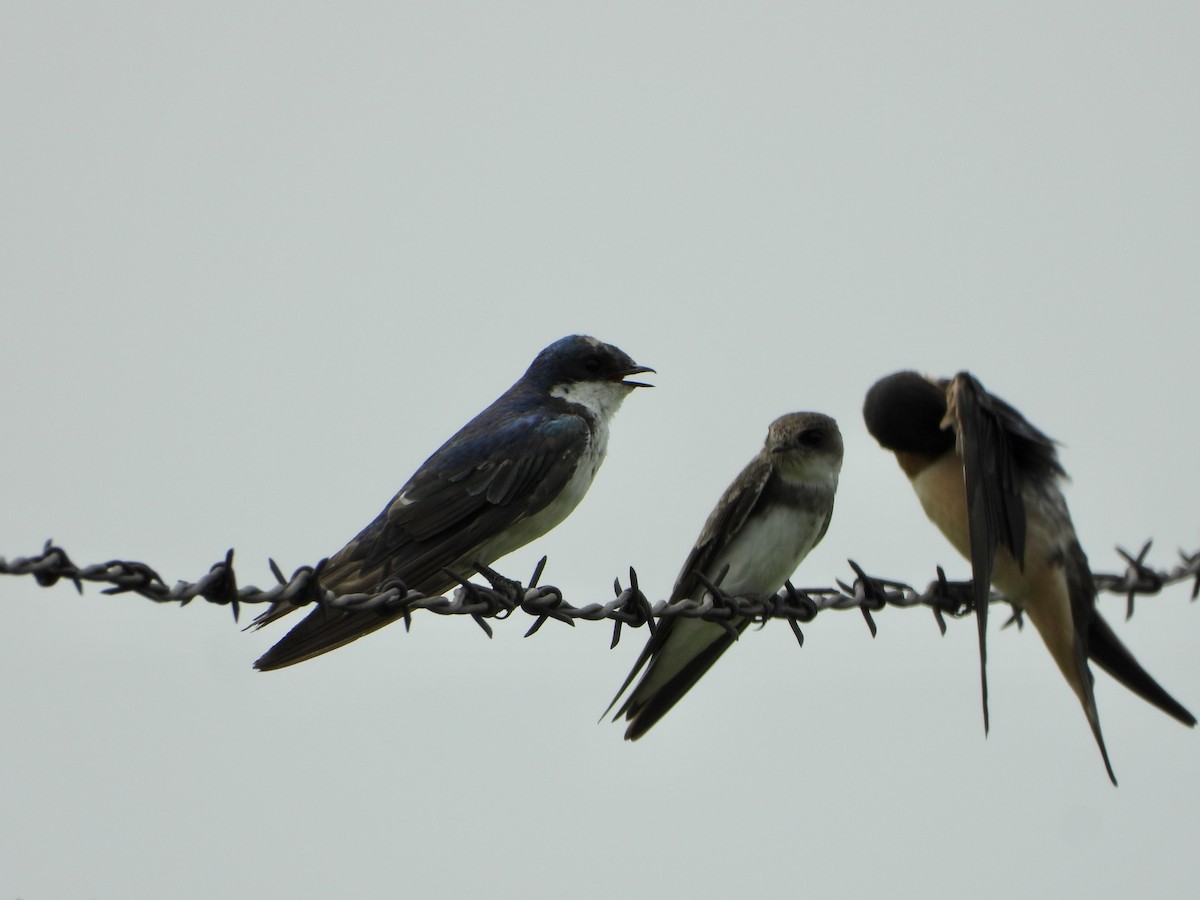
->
[863,370,1194,784]
[252,335,653,670]
[608,412,843,740]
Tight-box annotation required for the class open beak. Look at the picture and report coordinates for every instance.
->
[613,365,655,388]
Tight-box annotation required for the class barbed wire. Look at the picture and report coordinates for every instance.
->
[2,538,1196,648]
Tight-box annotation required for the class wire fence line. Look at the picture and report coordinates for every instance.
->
[2,538,1196,649]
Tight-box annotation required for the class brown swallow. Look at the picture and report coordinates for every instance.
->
[608,412,843,740]
[864,370,1194,784]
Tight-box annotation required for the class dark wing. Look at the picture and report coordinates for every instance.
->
[604,454,773,726]
[948,372,1062,733]
[253,411,592,670]
[667,456,776,604]
[1088,608,1196,727]
[619,619,751,740]
[329,412,590,593]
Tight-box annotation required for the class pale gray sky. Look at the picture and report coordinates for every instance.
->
[2,3,1198,898]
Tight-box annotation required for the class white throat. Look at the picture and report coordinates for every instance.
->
[776,451,842,486]
[550,379,632,424]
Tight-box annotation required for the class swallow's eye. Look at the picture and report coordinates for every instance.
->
[583,355,603,373]
[798,429,824,447]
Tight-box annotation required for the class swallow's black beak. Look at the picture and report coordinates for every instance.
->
[615,365,655,388]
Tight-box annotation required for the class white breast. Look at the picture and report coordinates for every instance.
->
[476,379,632,567]
[476,419,608,565]
[704,505,828,599]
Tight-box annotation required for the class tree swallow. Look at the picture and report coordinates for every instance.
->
[252,335,653,671]
[607,412,843,740]
[864,370,1195,784]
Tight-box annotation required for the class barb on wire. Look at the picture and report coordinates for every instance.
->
[1,539,1196,647]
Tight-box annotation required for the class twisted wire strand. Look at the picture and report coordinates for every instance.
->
[2,538,1195,648]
